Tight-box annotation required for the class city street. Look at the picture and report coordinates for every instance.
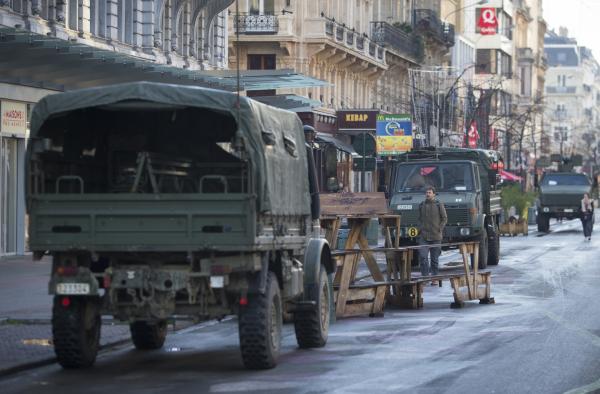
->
[2,219,600,394]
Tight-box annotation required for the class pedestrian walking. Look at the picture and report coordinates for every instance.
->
[418,186,448,285]
[581,192,595,240]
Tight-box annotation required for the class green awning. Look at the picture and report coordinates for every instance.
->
[0,26,328,92]
[251,94,323,111]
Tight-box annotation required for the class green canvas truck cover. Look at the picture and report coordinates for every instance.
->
[27,81,310,216]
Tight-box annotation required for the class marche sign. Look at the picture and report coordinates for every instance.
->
[478,8,498,35]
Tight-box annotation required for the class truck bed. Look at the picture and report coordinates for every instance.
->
[28,194,256,252]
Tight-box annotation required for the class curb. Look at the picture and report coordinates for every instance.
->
[0,318,217,378]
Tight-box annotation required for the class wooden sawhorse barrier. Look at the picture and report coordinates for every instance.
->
[322,214,401,318]
[384,241,495,309]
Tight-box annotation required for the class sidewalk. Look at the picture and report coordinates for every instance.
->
[0,255,129,375]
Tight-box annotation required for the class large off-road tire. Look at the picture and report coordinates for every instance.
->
[130,320,168,350]
[294,265,330,348]
[52,296,101,369]
[471,227,488,269]
[537,212,550,232]
[238,272,282,370]
[487,224,500,266]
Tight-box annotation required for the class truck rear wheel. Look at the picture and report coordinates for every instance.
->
[52,296,101,369]
[239,272,282,369]
[487,225,500,266]
[294,265,330,348]
[130,320,168,350]
[537,213,550,232]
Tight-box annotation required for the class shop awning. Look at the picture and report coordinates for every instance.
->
[315,132,357,155]
[0,26,328,92]
[500,169,523,181]
[251,94,323,112]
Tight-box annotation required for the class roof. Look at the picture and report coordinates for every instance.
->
[315,132,357,155]
[0,26,328,92]
[28,81,311,215]
[545,47,579,67]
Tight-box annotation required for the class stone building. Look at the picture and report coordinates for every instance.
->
[0,0,234,256]
[544,28,600,170]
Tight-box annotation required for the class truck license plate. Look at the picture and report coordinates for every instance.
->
[564,209,573,213]
[56,283,90,295]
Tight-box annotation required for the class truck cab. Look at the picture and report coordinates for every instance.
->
[389,148,503,269]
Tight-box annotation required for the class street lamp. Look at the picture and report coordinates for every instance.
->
[443,0,489,22]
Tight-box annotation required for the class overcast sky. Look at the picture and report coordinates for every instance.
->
[543,0,600,59]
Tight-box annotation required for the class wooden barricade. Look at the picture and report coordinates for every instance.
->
[320,192,395,318]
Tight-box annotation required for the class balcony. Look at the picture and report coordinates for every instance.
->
[315,15,386,66]
[233,13,279,34]
[413,9,455,47]
[546,86,576,94]
[517,47,534,63]
[370,21,423,61]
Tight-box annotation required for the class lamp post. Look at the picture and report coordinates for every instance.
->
[443,0,489,25]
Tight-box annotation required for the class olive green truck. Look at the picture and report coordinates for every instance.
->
[26,82,334,370]
[389,147,503,269]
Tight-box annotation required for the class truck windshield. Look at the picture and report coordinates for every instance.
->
[541,174,589,186]
[395,163,474,192]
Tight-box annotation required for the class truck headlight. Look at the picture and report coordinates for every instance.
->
[543,207,549,212]
[460,228,470,236]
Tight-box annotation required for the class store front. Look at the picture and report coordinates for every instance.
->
[0,100,27,256]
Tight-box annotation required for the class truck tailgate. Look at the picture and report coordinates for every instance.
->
[28,194,256,252]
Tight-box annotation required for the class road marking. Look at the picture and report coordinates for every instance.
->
[563,377,600,394]
[543,310,600,348]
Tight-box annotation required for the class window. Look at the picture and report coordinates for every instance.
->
[249,0,275,15]
[247,54,276,97]
[476,49,511,76]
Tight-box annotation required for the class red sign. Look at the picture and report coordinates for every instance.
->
[478,8,498,35]
[467,121,479,148]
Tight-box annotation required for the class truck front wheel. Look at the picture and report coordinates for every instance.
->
[537,212,550,232]
[52,296,101,369]
[471,228,488,269]
[130,320,168,350]
[239,272,282,369]
[487,225,500,266]
[294,265,330,348]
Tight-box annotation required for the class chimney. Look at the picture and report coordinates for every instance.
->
[559,26,569,37]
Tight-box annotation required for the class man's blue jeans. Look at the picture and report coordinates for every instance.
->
[418,237,441,277]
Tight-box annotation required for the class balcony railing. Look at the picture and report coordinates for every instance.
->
[413,9,455,47]
[370,21,423,60]
[517,47,534,63]
[320,14,386,65]
[547,86,576,94]
[233,13,278,34]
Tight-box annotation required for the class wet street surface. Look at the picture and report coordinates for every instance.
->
[2,219,600,394]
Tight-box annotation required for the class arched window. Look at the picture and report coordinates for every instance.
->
[117,0,133,44]
[193,10,205,61]
[9,0,25,13]
[68,0,78,30]
[161,0,172,52]
[90,0,106,37]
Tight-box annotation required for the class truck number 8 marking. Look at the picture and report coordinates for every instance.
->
[407,227,419,237]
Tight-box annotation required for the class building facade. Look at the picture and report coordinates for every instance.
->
[544,28,600,171]
[0,0,234,256]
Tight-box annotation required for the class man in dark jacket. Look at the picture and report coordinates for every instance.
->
[418,186,448,284]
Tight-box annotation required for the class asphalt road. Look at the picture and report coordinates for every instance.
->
[2,219,600,394]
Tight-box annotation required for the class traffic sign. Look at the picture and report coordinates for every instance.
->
[352,133,376,157]
[352,157,377,172]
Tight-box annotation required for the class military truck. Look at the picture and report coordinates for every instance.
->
[26,82,334,370]
[389,147,503,268]
[536,172,592,232]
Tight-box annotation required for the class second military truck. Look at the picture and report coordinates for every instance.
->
[389,147,503,268]
[26,82,334,370]
[536,172,592,232]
